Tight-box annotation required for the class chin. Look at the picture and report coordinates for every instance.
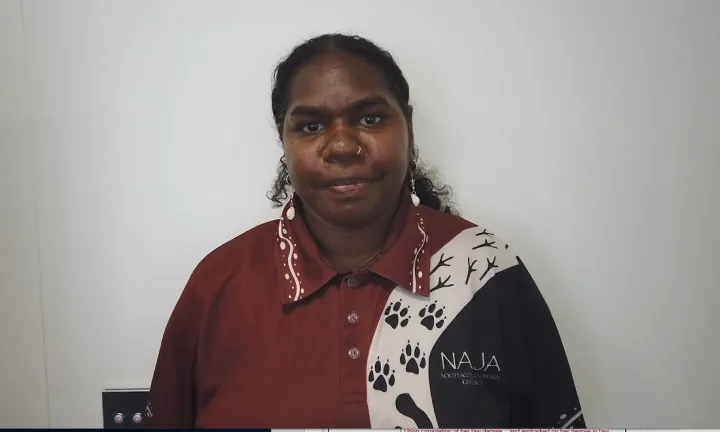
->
[324,201,383,226]
[319,193,391,227]
[300,182,401,227]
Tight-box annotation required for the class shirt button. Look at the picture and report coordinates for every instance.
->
[347,310,359,324]
[348,347,360,359]
[347,276,358,288]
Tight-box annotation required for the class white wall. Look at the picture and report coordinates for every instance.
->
[2,0,719,428]
[0,0,49,427]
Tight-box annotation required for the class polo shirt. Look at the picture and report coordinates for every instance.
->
[146,190,585,429]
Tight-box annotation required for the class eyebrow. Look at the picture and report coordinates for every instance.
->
[288,95,392,118]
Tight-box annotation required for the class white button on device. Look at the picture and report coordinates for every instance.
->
[132,413,143,424]
[348,347,360,359]
[113,413,124,424]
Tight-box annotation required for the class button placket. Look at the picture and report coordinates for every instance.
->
[340,273,369,401]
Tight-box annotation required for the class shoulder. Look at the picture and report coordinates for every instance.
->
[184,219,279,300]
[159,219,278,337]
[423,209,547,313]
[421,205,522,279]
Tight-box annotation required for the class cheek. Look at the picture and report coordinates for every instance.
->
[366,128,409,171]
[284,141,316,182]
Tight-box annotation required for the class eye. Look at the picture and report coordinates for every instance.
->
[301,122,326,133]
[359,115,384,126]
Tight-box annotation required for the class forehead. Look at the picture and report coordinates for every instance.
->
[287,51,395,109]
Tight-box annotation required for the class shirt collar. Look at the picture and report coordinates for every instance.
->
[274,188,431,305]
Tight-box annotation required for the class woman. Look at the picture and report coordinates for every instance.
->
[147,33,585,429]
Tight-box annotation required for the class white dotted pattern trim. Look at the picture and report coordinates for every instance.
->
[411,215,428,294]
[277,218,302,301]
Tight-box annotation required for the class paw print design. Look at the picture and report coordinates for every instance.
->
[368,357,396,392]
[418,301,445,330]
[383,299,410,329]
[399,341,427,374]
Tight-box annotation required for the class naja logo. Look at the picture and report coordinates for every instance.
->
[439,351,501,385]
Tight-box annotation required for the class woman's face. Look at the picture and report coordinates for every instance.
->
[282,51,411,227]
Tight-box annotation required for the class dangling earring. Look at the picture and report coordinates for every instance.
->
[282,157,296,220]
[410,163,420,207]
[286,196,296,220]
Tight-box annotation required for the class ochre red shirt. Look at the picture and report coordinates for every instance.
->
[146,192,585,428]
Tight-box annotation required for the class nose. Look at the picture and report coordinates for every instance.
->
[322,121,363,165]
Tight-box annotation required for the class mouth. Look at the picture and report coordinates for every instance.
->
[329,182,367,194]
[323,177,377,195]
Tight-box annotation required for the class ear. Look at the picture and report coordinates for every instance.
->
[405,105,414,133]
[405,105,416,163]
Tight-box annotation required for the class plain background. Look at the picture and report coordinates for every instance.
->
[1,0,719,428]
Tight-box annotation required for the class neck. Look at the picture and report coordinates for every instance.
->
[301,202,398,272]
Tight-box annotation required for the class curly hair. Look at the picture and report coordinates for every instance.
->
[267,33,456,214]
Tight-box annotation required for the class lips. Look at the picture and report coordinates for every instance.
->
[327,178,372,187]
[329,183,367,194]
[321,175,379,195]
[322,174,379,188]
